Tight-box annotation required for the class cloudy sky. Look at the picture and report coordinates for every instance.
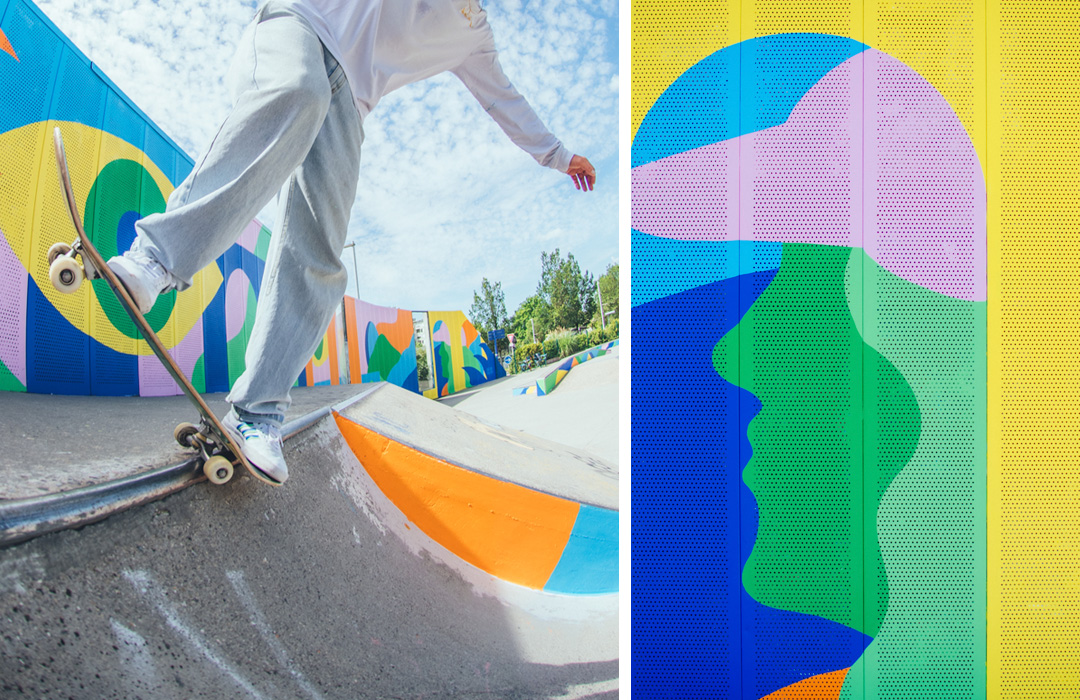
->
[35,0,619,315]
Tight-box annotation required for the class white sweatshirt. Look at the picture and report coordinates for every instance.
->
[279,0,573,173]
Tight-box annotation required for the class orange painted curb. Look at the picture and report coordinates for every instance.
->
[334,411,580,589]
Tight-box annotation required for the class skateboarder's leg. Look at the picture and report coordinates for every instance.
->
[126,3,338,293]
[221,49,363,479]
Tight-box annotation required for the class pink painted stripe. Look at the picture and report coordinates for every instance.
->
[138,317,205,397]
[631,50,986,301]
[235,219,263,254]
[0,228,28,385]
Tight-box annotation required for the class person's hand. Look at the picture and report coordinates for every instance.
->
[567,155,596,192]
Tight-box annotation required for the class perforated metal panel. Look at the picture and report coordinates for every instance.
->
[632,2,987,698]
[989,3,1080,698]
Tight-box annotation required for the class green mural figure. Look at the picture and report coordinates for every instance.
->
[713,242,921,638]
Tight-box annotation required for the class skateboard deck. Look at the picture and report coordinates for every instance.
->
[49,127,280,487]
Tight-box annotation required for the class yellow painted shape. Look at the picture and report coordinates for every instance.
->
[0,121,221,353]
[631,0,987,173]
[312,329,330,367]
[762,668,848,699]
[428,310,468,392]
[423,388,438,400]
[987,4,1080,697]
[334,411,579,589]
[556,369,569,383]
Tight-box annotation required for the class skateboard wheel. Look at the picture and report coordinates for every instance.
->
[47,242,72,266]
[49,256,83,293]
[174,422,200,447]
[204,455,234,485]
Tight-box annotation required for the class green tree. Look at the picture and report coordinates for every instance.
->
[510,293,552,344]
[468,277,510,348]
[593,263,618,328]
[538,248,596,331]
[415,341,430,382]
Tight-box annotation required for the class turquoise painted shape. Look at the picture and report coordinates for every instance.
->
[631,231,782,308]
[632,33,868,167]
[544,504,619,595]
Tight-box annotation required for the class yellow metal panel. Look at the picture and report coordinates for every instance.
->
[988,3,1080,697]
[631,0,741,141]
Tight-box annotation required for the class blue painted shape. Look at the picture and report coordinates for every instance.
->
[361,372,383,383]
[202,259,230,393]
[462,365,486,386]
[631,274,872,698]
[631,230,782,308]
[116,210,141,253]
[385,338,419,392]
[632,34,868,167]
[544,504,618,595]
[0,0,192,175]
[365,321,379,362]
[25,275,141,396]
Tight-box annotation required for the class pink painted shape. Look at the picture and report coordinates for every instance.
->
[138,318,207,397]
[235,220,263,254]
[0,229,27,385]
[311,354,331,384]
[432,321,451,345]
[138,352,177,397]
[631,50,986,301]
[351,298,411,374]
[225,269,250,341]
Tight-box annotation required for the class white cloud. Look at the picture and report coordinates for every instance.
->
[35,0,618,314]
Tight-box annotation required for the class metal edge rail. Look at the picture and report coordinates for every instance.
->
[0,388,377,550]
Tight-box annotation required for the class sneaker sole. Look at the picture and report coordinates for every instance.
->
[221,422,287,484]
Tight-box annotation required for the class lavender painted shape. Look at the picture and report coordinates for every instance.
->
[632,49,986,302]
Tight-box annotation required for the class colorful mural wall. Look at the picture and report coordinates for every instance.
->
[0,0,271,398]
[423,310,505,399]
[633,13,987,700]
[0,0,482,401]
[341,297,418,394]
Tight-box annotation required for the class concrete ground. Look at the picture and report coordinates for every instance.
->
[0,398,618,698]
[0,384,367,500]
[0,349,620,697]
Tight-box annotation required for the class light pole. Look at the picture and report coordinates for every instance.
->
[342,241,359,298]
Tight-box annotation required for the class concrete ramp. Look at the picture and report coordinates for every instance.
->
[0,385,618,698]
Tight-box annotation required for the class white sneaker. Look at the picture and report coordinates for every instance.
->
[107,250,173,315]
[222,408,289,483]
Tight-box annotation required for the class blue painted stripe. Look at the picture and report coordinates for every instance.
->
[544,504,618,595]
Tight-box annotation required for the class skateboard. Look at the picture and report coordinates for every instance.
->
[48,127,280,488]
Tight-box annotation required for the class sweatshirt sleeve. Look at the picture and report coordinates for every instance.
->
[451,46,573,173]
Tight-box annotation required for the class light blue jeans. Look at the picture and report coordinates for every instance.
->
[133,2,363,426]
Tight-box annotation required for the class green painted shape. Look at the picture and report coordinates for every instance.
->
[191,354,206,394]
[0,356,26,392]
[713,243,921,638]
[839,249,986,699]
[227,284,258,386]
[315,337,325,361]
[436,343,454,395]
[84,159,174,337]
[255,225,272,260]
[368,334,402,380]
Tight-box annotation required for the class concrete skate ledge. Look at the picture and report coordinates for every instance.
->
[513,340,620,397]
[0,390,368,549]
